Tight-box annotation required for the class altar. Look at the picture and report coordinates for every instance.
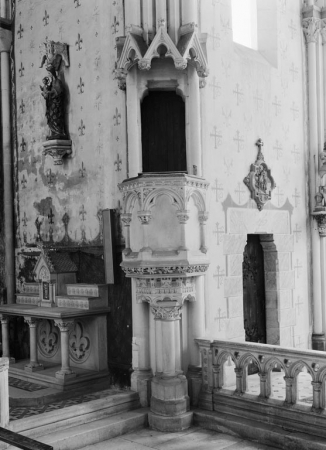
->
[0,250,110,390]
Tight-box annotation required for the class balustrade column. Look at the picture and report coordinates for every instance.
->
[24,317,43,372]
[54,320,76,379]
[312,381,322,411]
[259,372,268,398]
[284,376,294,404]
[234,368,244,395]
[303,16,325,349]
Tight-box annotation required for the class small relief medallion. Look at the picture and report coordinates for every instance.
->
[243,138,276,211]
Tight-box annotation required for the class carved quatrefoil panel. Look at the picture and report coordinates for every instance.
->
[69,321,91,364]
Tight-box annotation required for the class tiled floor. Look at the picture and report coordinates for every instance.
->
[9,388,123,421]
[9,377,47,392]
[81,427,278,450]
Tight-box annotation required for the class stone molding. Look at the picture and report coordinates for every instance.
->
[136,277,196,304]
[302,17,320,43]
[122,264,209,277]
[54,319,74,333]
[151,305,182,320]
[23,316,39,328]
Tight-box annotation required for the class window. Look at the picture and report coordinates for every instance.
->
[231,0,258,50]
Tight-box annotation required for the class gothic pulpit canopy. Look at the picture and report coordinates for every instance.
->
[243,139,276,211]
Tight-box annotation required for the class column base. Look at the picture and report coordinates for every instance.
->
[131,369,152,407]
[312,333,326,351]
[24,363,44,372]
[55,369,76,380]
[186,365,202,407]
[148,410,193,432]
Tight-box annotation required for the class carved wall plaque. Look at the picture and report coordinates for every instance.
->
[243,139,276,211]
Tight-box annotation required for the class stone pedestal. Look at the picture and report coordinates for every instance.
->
[42,139,72,165]
[131,369,152,407]
[148,375,192,432]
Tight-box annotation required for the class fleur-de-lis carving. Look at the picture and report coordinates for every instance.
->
[69,322,90,360]
[40,320,59,355]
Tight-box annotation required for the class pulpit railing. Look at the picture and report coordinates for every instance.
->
[195,339,326,439]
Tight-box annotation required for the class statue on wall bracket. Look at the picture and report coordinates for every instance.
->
[40,38,72,165]
[243,138,276,211]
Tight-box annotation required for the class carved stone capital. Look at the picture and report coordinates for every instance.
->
[54,319,74,332]
[151,305,182,321]
[24,316,39,329]
[42,140,72,165]
[121,213,132,226]
[198,211,209,223]
[312,211,326,237]
[176,210,190,224]
[0,314,8,325]
[137,211,152,225]
[302,17,320,44]
[115,68,127,90]
[136,277,196,304]
[320,19,326,43]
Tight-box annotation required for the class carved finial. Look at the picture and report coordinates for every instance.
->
[256,138,264,160]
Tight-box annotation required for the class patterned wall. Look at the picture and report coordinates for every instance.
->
[14,0,127,281]
[200,0,310,348]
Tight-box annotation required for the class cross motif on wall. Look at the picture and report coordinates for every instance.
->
[233,83,243,106]
[213,266,225,289]
[79,162,86,178]
[291,145,300,163]
[213,222,224,245]
[293,223,302,243]
[210,27,220,50]
[290,102,299,121]
[210,126,222,149]
[288,19,296,39]
[113,107,121,126]
[212,179,223,202]
[292,188,300,207]
[233,130,244,153]
[272,96,281,116]
[22,211,28,227]
[235,182,245,204]
[275,186,284,206]
[289,63,298,82]
[75,33,83,51]
[48,208,54,225]
[20,137,26,152]
[17,24,24,39]
[111,16,119,34]
[20,100,25,114]
[114,153,122,171]
[209,76,220,99]
[294,258,302,278]
[295,296,304,316]
[43,10,49,26]
[79,204,87,221]
[222,108,231,127]
[273,140,283,160]
[215,307,227,332]
[18,62,24,77]
[78,119,85,136]
[77,77,84,94]
[21,174,27,189]
[46,169,55,186]
[253,90,263,110]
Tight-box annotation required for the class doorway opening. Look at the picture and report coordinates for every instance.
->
[141,90,187,173]
[243,234,267,344]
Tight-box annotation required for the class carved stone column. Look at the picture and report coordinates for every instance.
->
[303,15,325,350]
[148,304,192,432]
[24,317,44,372]
[137,211,152,252]
[121,213,132,255]
[312,380,322,411]
[284,376,294,405]
[0,357,9,427]
[176,210,189,251]
[0,315,14,363]
[54,320,76,379]
[198,211,209,254]
[188,65,202,176]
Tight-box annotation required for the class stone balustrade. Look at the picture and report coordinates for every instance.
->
[195,339,326,440]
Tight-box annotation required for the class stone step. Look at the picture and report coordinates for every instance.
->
[194,409,326,450]
[6,409,148,450]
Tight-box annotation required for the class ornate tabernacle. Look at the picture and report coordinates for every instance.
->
[40,38,72,164]
[243,138,276,211]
